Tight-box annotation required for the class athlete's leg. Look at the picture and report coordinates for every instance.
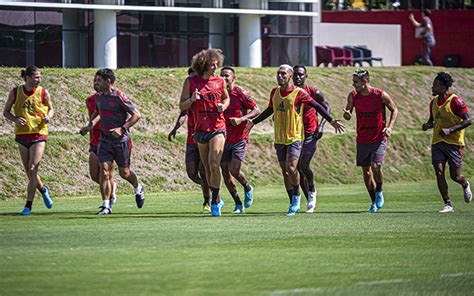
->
[362,166,377,210]
[19,144,44,193]
[221,160,241,206]
[118,166,139,188]
[100,161,114,202]
[89,151,100,184]
[206,134,225,189]
[198,161,211,206]
[279,160,292,203]
[186,160,201,185]
[26,142,46,202]
[433,161,451,206]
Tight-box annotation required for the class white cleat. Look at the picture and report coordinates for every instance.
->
[306,191,317,213]
[463,182,472,203]
[439,205,454,213]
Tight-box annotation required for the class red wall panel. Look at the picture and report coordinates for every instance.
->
[321,10,474,68]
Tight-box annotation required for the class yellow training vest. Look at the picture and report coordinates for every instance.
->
[13,86,49,135]
[272,87,304,145]
[432,94,465,146]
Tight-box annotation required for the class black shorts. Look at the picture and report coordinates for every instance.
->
[432,142,463,168]
[300,133,318,165]
[185,143,200,163]
[222,140,247,162]
[15,137,46,149]
[98,139,132,168]
[274,141,303,162]
[356,140,387,167]
[194,130,226,144]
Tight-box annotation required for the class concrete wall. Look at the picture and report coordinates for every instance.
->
[313,23,401,67]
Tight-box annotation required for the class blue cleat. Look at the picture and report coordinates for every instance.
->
[20,207,31,215]
[232,204,244,214]
[41,185,53,209]
[244,186,254,208]
[368,204,378,213]
[287,195,301,216]
[211,204,221,217]
[375,191,384,209]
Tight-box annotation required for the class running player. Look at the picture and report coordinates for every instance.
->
[247,64,345,216]
[3,66,54,215]
[220,66,261,214]
[88,68,144,215]
[343,69,398,213]
[179,48,230,217]
[79,86,118,206]
[421,72,472,212]
[293,65,330,213]
[168,68,211,213]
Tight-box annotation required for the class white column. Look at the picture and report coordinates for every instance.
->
[239,0,262,68]
[209,14,225,50]
[62,9,79,68]
[94,9,117,69]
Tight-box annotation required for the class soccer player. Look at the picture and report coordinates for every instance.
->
[247,64,345,216]
[79,87,118,206]
[179,48,230,217]
[88,68,144,215]
[342,69,398,213]
[220,66,261,214]
[293,65,330,213]
[421,72,472,212]
[168,69,211,213]
[3,66,54,215]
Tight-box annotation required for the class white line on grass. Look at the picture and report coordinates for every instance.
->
[357,279,411,286]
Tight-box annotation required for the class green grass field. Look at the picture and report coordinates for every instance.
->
[1,181,473,296]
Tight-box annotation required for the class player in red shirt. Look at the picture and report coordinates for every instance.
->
[80,86,118,207]
[343,69,398,213]
[220,66,261,214]
[179,49,230,217]
[168,68,211,213]
[293,65,330,213]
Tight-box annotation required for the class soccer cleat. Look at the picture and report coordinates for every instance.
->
[211,203,222,217]
[464,182,472,203]
[287,195,301,216]
[375,191,384,209]
[368,204,378,213]
[96,206,112,215]
[306,191,317,213]
[439,205,454,213]
[41,185,53,209]
[244,186,254,208]
[135,186,145,209]
[232,204,244,214]
[203,204,211,214]
[20,207,31,216]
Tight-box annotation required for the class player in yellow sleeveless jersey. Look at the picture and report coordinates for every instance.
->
[422,72,472,213]
[3,66,54,215]
[246,64,345,216]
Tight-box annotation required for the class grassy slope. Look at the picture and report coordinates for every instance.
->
[0,67,473,199]
[0,183,473,295]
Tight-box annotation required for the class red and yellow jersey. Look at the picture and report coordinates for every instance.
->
[432,93,466,146]
[268,85,311,145]
[189,75,226,132]
[13,85,48,136]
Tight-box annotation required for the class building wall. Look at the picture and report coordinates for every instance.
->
[313,23,401,66]
[322,9,474,68]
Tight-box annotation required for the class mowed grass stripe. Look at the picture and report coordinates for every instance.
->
[0,181,473,296]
